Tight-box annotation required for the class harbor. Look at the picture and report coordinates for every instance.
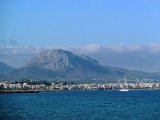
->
[1,80,160,93]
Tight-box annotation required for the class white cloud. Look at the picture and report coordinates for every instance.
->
[105,44,143,52]
[69,43,160,54]
[78,44,102,53]
[1,43,160,72]
[67,43,160,72]
[146,43,160,53]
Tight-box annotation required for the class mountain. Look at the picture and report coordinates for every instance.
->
[1,49,160,82]
[0,61,14,74]
[26,49,100,71]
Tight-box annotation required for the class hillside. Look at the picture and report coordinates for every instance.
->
[0,61,14,74]
[1,49,160,83]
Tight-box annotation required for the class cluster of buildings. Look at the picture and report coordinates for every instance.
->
[0,81,160,91]
[0,81,46,90]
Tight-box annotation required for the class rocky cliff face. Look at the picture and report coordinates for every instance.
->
[26,49,100,71]
[1,49,160,82]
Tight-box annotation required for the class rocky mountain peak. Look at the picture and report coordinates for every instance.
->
[2,49,160,82]
[26,49,100,71]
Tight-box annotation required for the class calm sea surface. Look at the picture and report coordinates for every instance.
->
[0,90,160,120]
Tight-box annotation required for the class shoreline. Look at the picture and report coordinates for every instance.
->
[0,88,160,94]
[0,90,39,93]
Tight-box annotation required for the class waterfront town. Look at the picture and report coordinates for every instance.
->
[0,80,160,93]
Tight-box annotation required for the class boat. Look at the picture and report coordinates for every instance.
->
[120,76,129,92]
[120,89,129,92]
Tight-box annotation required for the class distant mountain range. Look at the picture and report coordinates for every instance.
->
[0,49,160,83]
[0,62,14,74]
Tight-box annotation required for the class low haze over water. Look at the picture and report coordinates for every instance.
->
[0,90,160,120]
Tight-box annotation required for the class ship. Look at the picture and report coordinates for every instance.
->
[120,76,129,92]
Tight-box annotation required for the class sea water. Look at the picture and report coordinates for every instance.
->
[0,90,160,120]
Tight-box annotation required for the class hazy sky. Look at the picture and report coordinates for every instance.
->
[1,0,160,72]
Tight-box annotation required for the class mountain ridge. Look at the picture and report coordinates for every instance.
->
[1,49,160,82]
[26,49,101,72]
[0,61,14,74]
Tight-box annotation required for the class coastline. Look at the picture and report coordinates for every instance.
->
[0,88,160,94]
[0,90,39,93]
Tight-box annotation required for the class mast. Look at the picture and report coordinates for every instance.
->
[124,76,128,89]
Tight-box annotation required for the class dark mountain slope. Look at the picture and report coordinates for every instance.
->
[0,61,14,74]
[1,49,160,82]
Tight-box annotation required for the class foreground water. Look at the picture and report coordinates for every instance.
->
[0,90,160,120]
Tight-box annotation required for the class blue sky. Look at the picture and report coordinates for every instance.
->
[1,0,160,46]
